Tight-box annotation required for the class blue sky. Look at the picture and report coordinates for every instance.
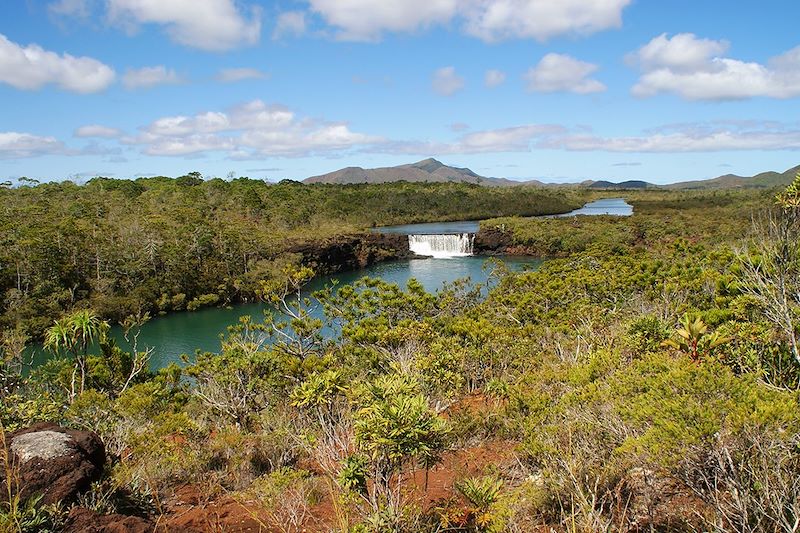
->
[1,0,799,184]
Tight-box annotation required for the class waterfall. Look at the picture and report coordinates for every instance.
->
[408,233,474,258]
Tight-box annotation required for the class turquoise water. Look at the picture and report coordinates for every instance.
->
[30,198,630,369]
[30,256,541,369]
[372,198,632,234]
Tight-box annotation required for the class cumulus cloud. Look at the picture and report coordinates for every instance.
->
[124,100,382,157]
[631,32,729,73]
[215,67,268,82]
[0,33,115,93]
[432,66,465,96]
[51,0,261,51]
[123,66,182,89]
[484,69,506,88]
[273,11,307,40]
[525,53,606,94]
[0,132,66,159]
[307,0,630,42]
[630,33,800,100]
[308,0,456,41]
[462,0,631,42]
[75,125,123,138]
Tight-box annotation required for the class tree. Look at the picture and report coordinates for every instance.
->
[738,173,800,366]
[44,309,107,401]
[349,373,449,525]
[257,266,325,370]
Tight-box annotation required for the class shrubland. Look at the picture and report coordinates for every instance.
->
[2,179,800,532]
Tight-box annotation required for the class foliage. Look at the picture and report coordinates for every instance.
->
[661,313,729,362]
[0,178,580,336]
[3,184,800,530]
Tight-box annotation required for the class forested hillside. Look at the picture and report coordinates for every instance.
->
[0,177,581,337]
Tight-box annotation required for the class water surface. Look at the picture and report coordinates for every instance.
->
[31,256,541,369]
[373,197,632,234]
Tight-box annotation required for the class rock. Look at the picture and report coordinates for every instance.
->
[288,233,412,273]
[63,507,154,533]
[1,422,105,505]
[473,227,513,254]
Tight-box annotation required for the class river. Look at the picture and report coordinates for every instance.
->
[29,198,631,369]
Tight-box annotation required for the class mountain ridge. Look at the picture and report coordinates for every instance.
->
[302,159,800,189]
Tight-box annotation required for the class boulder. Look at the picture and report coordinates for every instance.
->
[473,227,512,254]
[63,507,154,533]
[1,422,105,505]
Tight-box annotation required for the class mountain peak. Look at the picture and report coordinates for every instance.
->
[303,159,517,186]
[410,158,445,172]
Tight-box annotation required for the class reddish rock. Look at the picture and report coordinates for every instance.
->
[63,507,154,533]
[1,422,105,505]
[473,227,513,254]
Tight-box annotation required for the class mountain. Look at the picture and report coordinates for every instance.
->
[303,159,800,189]
[667,165,800,190]
[303,158,525,186]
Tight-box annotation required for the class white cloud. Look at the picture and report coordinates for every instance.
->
[380,124,565,155]
[308,0,457,41]
[307,0,630,42]
[215,67,267,82]
[75,125,123,138]
[273,11,307,40]
[463,0,631,42]
[525,53,605,94]
[631,33,800,100]
[540,122,800,152]
[631,32,729,73]
[64,0,262,51]
[381,120,800,156]
[0,132,66,159]
[125,100,382,157]
[484,69,506,88]
[0,33,115,93]
[123,66,182,89]
[432,66,465,96]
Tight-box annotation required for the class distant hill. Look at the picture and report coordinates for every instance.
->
[303,158,526,186]
[302,159,800,189]
[667,165,800,190]
[584,180,655,189]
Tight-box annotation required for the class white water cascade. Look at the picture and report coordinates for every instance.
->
[408,233,474,258]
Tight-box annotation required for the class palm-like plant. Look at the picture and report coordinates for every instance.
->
[661,314,729,362]
[44,309,106,401]
[455,475,504,531]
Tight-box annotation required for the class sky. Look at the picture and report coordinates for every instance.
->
[1,0,800,185]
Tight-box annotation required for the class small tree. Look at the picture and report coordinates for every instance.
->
[44,309,107,401]
[350,374,449,525]
[661,314,729,362]
[257,266,325,371]
[737,173,800,367]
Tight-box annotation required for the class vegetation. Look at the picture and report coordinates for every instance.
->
[0,176,581,338]
[2,176,800,531]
